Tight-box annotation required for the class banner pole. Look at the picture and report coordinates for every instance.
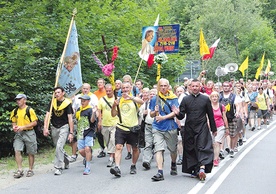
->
[46,8,77,129]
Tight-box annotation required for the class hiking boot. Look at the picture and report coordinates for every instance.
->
[110,166,121,177]
[142,162,151,170]
[97,151,106,158]
[151,173,164,181]
[130,165,137,174]
[125,152,132,160]
[170,166,177,176]
[54,168,62,175]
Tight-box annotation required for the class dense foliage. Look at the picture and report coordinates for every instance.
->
[0,0,276,152]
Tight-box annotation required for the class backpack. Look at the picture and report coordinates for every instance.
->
[219,93,236,120]
[12,106,43,133]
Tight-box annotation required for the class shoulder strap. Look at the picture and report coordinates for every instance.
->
[159,97,172,112]
[103,97,112,109]
[12,107,19,118]
[26,106,32,122]
[133,86,137,97]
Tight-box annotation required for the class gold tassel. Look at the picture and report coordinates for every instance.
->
[156,63,161,82]
[108,72,115,90]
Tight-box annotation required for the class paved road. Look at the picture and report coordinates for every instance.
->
[1,117,276,194]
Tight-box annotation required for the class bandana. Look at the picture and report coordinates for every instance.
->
[52,98,71,111]
[75,105,92,120]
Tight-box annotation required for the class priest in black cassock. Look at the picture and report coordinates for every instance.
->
[173,79,217,181]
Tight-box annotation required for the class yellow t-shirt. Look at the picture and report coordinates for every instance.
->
[10,106,38,130]
[98,96,118,126]
[117,98,139,131]
[257,93,268,110]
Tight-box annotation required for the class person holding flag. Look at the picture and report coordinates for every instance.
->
[43,87,74,175]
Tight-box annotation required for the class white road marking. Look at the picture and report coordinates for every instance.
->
[188,119,276,194]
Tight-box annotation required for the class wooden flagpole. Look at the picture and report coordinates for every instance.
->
[134,59,143,84]
[45,8,77,128]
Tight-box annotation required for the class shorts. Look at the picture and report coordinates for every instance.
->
[13,130,37,155]
[257,109,268,119]
[152,128,178,154]
[228,118,239,137]
[249,109,257,119]
[213,126,225,143]
[77,136,94,150]
[115,127,139,148]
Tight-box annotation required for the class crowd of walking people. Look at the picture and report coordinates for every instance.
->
[10,72,275,182]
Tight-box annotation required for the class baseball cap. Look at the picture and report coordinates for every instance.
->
[78,95,91,100]
[14,94,27,100]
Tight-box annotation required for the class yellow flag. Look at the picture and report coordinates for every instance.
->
[239,56,249,77]
[199,29,210,56]
[255,52,265,80]
[265,59,271,74]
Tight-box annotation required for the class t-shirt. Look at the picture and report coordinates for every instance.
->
[10,106,38,130]
[48,99,73,128]
[94,89,106,100]
[149,96,179,131]
[257,93,268,110]
[98,96,118,126]
[76,107,96,139]
[117,98,139,131]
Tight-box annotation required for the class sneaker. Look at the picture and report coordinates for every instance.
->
[225,148,230,154]
[69,154,78,163]
[238,139,243,146]
[130,165,137,174]
[176,158,182,165]
[198,168,206,181]
[219,151,225,159]
[170,166,177,176]
[125,152,132,160]
[191,171,198,178]
[229,150,234,158]
[142,162,151,170]
[107,160,114,168]
[213,159,219,167]
[151,173,164,181]
[54,168,62,175]
[83,168,91,175]
[110,166,121,177]
[257,126,261,130]
[243,137,247,142]
[13,170,24,178]
[251,127,255,131]
[234,147,238,152]
[97,151,106,158]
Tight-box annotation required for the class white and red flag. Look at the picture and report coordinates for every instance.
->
[202,38,220,60]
